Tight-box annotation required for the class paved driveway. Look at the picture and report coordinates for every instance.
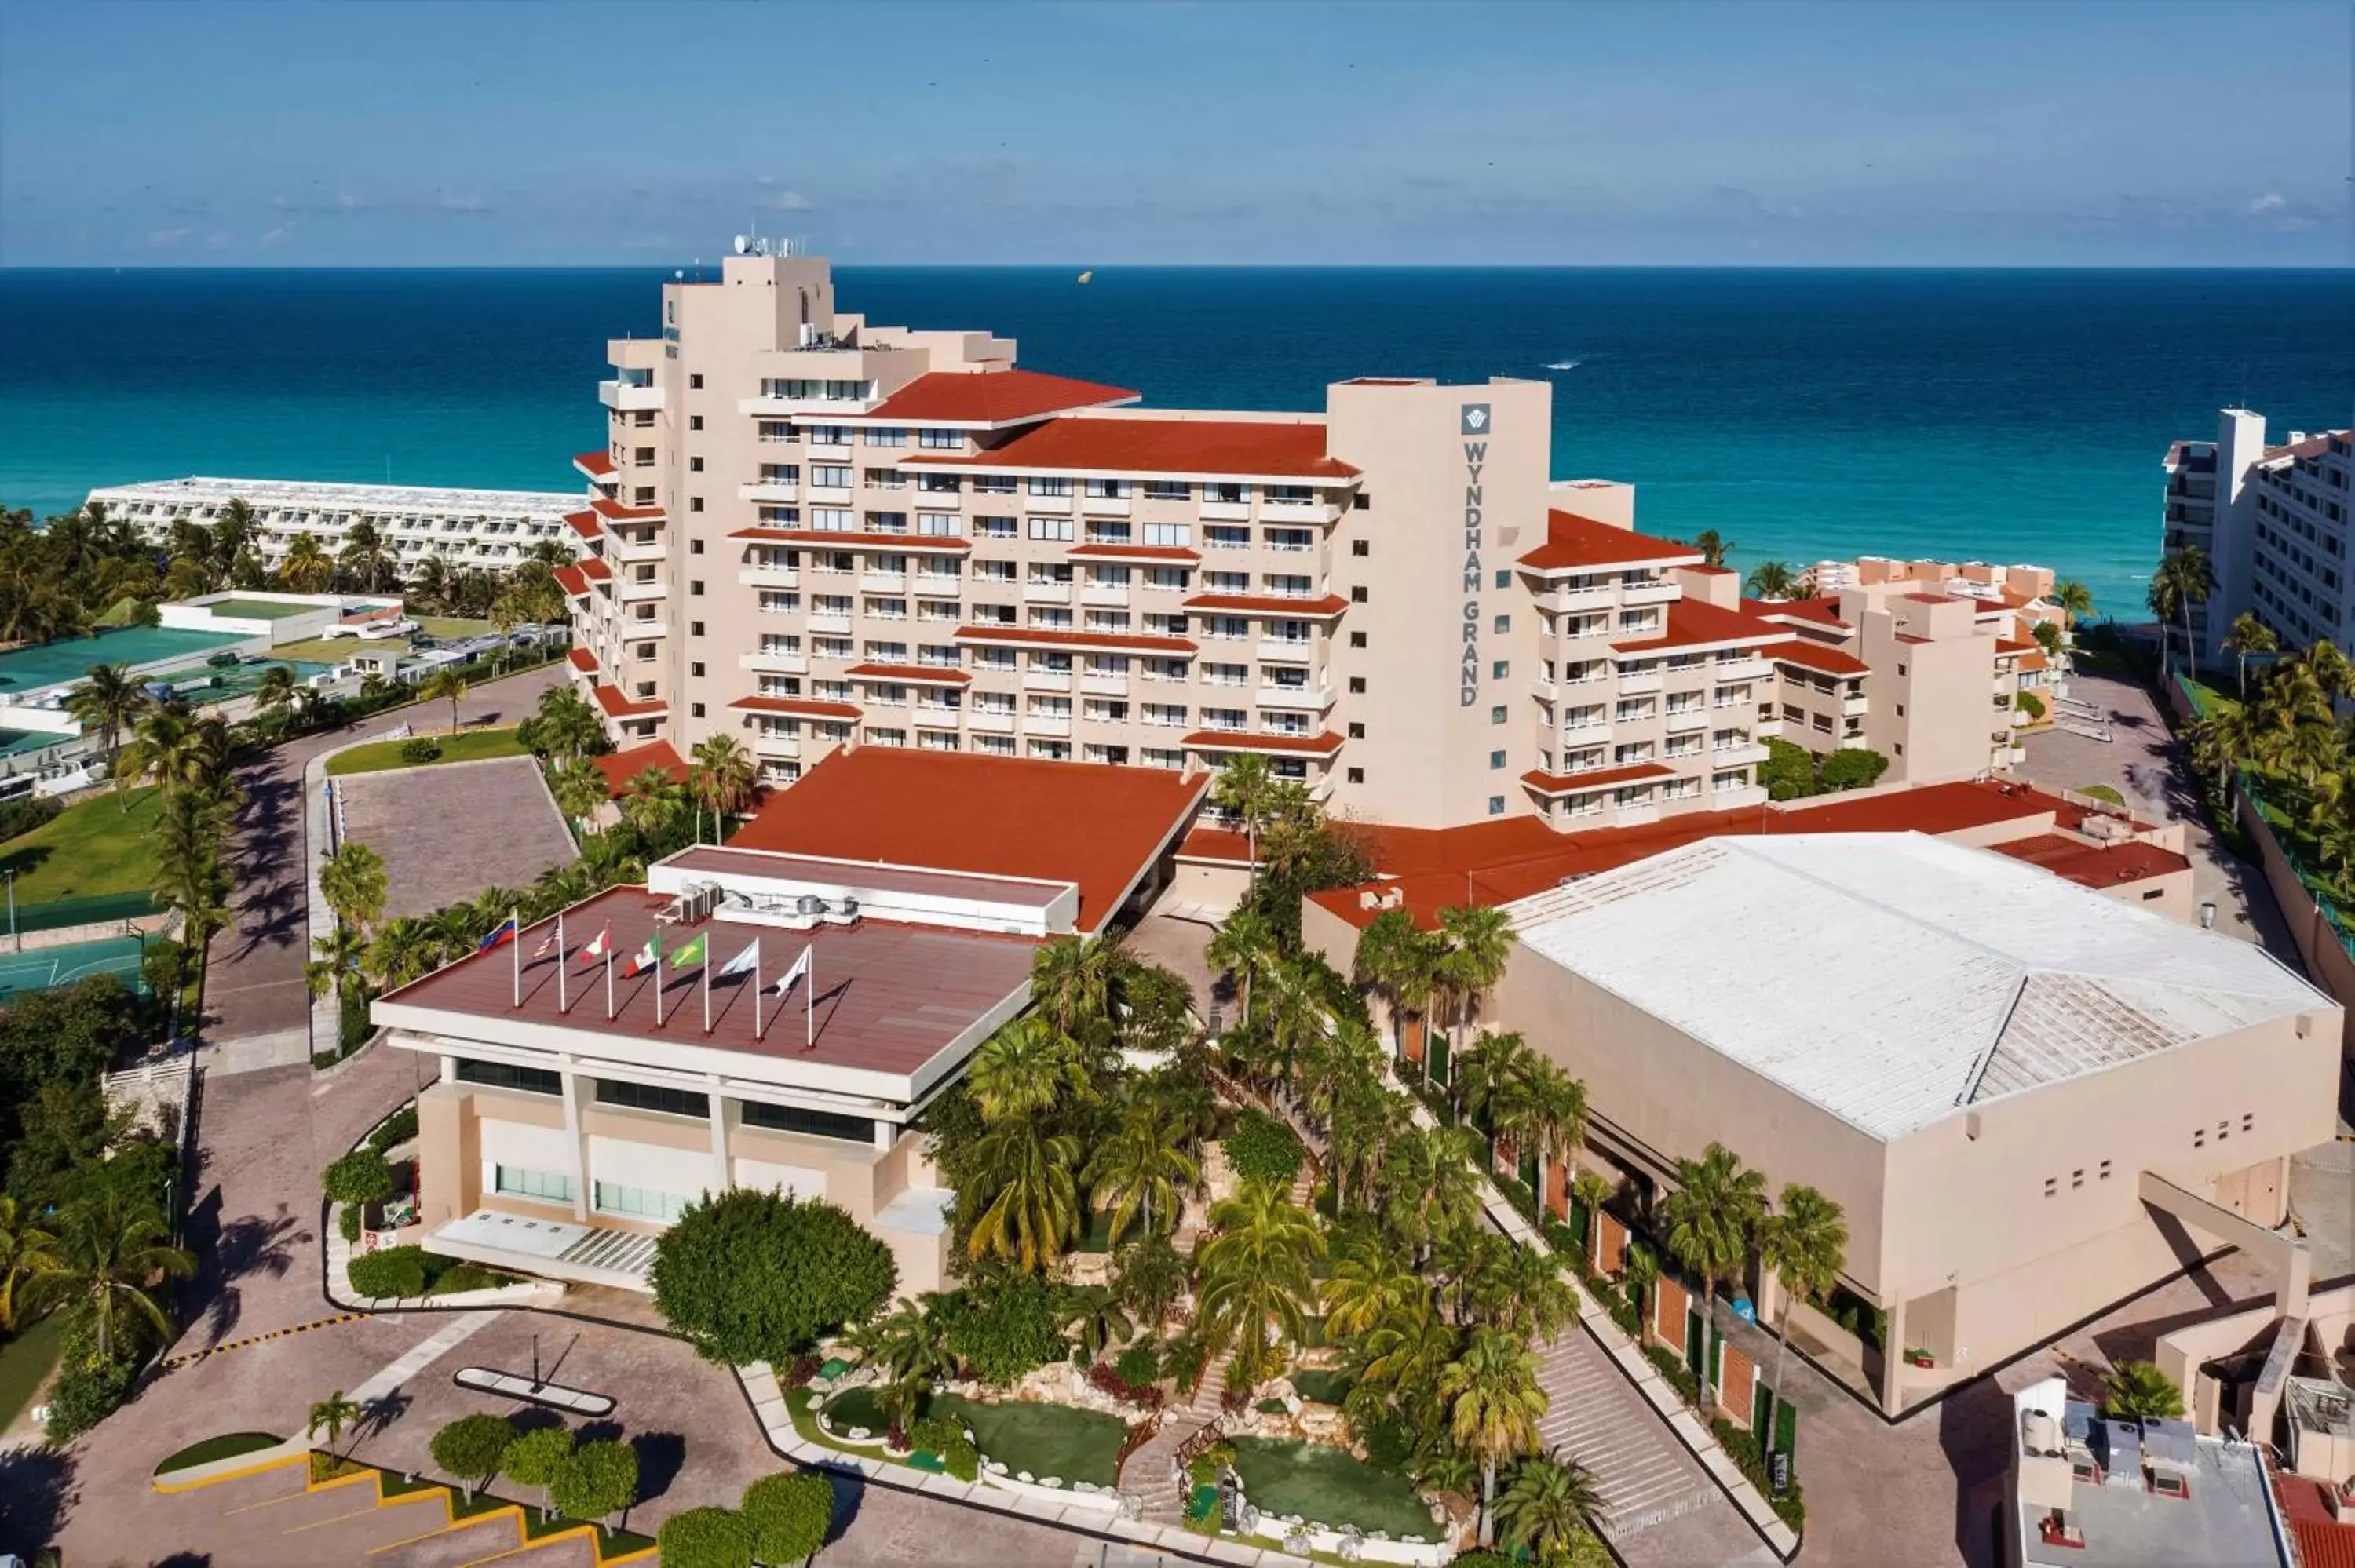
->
[337,755,577,921]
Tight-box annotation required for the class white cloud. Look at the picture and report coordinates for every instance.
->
[146,226,192,248]
[2249,192,2287,213]
[437,194,492,213]
[772,190,813,212]
[260,223,293,246]
[206,231,234,249]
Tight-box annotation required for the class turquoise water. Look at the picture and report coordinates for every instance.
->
[0,626,250,693]
[2,268,2348,618]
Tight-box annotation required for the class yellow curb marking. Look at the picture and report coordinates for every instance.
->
[150,1452,307,1493]
[159,1312,368,1373]
[283,1503,388,1534]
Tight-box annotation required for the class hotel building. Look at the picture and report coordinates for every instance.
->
[89,476,582,578]
[2163,409,2355,659]
[559,246,1782,833]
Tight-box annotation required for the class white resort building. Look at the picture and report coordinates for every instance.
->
[2162,410,2355,659]
[88,476,582,578]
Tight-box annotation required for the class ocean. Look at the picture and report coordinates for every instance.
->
[2,267,2347,616]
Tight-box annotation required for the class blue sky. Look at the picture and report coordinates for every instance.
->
[4,0,2347,267]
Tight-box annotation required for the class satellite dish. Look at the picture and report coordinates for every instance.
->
[733,235,750,255]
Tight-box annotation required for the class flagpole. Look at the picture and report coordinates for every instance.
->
[754,947,765,1040]
[654,939,665,1028]
[702,939,712,1034]
[605,946,615,1020]
[557,910,568,1013]
[510,907,520,1008]
[805,948,815,1050]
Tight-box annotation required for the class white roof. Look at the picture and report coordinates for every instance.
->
[1505,833,2328,1141]
[86,476,579,515]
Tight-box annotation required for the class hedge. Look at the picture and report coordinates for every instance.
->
[656,1505,754,1568]
[741,1470,834,1563]
[1223,1108,1306,1192]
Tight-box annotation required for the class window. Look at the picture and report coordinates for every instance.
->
[1492,660,1509,679]
[1353,492,1371,510]
[1352,540,1370,557]
[1141,522,1192,548]
[690,538,704,554]
[1352,585,1369,603]
[1028,476,1074,498]
[1488,796,1506,815]
[688,456,704,472]
[1489,750,1506,769]
[1028,516,1077,542]
[1350,631,1367,648]
[456,1058,562,1096]
[690,579,704,596]
[688,374,703,389]
[740,1100,877,1143]
[689,414,704,431]
[594,1078,710,1118]
[918,428,960,450]
[1493,614,1510,634]
[1347,721,1364,739]
[593,1181,695,1223]
[691,621,705,636]
[1349,676,1366,695]
[690,662,706,677]
[2043,1177,2057,1198]
[1491,705,1506,724]
[495,1166,574,1204]
[1346,767,1364,784]
[689,497,703,512]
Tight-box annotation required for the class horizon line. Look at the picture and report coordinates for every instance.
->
[2,261,2351,274]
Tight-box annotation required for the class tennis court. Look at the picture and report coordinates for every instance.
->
[0,626,251,694]
[0,933,150,1001]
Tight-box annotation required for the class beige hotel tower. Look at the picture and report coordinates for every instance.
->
[563,246,1776,833]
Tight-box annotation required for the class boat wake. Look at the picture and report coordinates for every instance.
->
[1543,359,1582,371]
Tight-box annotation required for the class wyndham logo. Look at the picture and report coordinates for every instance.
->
[1461,403,1491,435]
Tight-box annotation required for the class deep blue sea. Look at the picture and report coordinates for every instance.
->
[2,267,2348,615]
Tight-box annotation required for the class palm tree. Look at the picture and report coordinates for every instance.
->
[1206,905,1283,1030]
[365,916,443,990]
[1523,1060,1590,1218]
[1081,1098,1199,1245]
[1438,1327,1550,1547]
[279,531,334,593]
[1457,1030,1539,1165]
[966,1118,1083,1273]
[966,1015,1086,1124]
[1692,529,1732,569]
[1431,903,1513,1100]
[1662,1141,1767,1410]
[27,1188,195,1360]
[65,663,148,765]
[1759,1183,1846,1438]
[2101,1361,2185,1423]
[1030,932,1131,1046]
[1059,1283,1134,1366]
[1321,1230,1418,1342]
[2151,547,2216,681]
[308,1389,365,1460]
[547,755,611,835]
[1382,1125,1486,1264]
[408,554,452,613]
[1349,1286,1459,1422]
[531,685,608,761]
[1209,753,1280,877]
[616,765,685,840]
[2053,578,2094,625]
[688,733,757,838]
[844,1294,959,1387]
[0,1194,61,1335]
[250,663,299,723]
[2188,703,2259,802]
[2226,611,2279,699]
[1196,1181,1325,1389]
[1744,560,1796,600]
[319,841,389,937]
[1352,907,1438,1061]
[305,924,371,1006]
[418,665,469,735]
[1495,1453,1606,1564]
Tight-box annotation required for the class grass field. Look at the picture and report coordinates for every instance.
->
[208,598,315,620]
[821,1389,1127,1486]
[0,786,163,903]
[327,727,529,776]
[154,1431,287,1476]
[1231,1437,1435,1537]
[418,617,495,640]
[0,1312,69,1434]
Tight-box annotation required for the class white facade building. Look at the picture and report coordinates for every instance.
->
[89,476,582,578]
[2163,411,2355,660]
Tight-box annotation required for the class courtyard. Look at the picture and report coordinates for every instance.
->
[333,752,577,921]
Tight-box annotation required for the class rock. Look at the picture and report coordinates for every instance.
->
[847,1427,871,1442]
[1040,1475,1061,1489]
[985,1460,1008,1475]
[1404,1534,1426,1545]
[804,1393,823,1411]
[1017,1470,1034,1483]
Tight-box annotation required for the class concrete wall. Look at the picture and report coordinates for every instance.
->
[2238,789,2355,1059]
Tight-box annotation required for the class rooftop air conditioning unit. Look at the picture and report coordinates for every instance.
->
[798,323,820,349]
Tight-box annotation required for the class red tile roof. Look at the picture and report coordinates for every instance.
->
[1069,543,1201,563]
[591,684,666,717]
[566,647,597,673]
[1747,596,1849,629]
[902,417,1356,480]
[844,662,970,686]
[1520,762,1677,796]
[728,695,863,720]
[1183,730,1344,757]
[576,556,613,583]
[1684,564,1736,577]
[564,510,602,541]
[1987,833,2192,889]
[1518,512,1701,573]
[955,625,1197,656]
[1612,597,1782,654]
[591,497,664,522]
[1181,593,1349,618]
[572,450,617,480]
[553,565,590,596]
[727,527,971,555]
[866,368,1138,426]
[590,739,686,796]
[1901,591,1960,604]
[1768,638,1871,677]
[728,747,1207,933]
[2276,1475,2355,1568]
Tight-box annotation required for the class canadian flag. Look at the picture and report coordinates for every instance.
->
[575,923,612,967]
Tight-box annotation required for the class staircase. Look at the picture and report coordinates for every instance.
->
[1119,1340,1239,1524]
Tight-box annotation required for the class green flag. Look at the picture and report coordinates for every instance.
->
[667,932,709,968]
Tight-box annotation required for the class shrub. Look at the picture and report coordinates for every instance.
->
[657,1505,754,1568]
[780,1353,822,1390]
[2081,783,2127,806]
[366,1105,420,1154]
[429,1414,513,1492]
[741,1470,834,1563]
[650,1189,896,1366]
[1494,1171,1540,1227]
[907,1415,962,1455]
[502,1424,572,1495]
[346,1244,429,1300]
[942,1434,980,1481]
[1114,1344,1160,1389]
[944,1268,1063,1387]
[1223,1109,1305,1192]
[1713,1416,1805,1529]
[1820,747,1890,792]
[338,986,374,1055]
[2017,690,2046,722]
[338,1205,363,1244]
[1643,1344,1701,1409]
[1254,1398,1287,1414]
[1159,1335,1207,1395]
[321,1147,394,1206]
[398,737,443,764]
[1358,1410,1415,1475]
[1086,1359,1165,1410]
[429,1261,507,1295]
[43,1329,141,1443]
[550,1437,637,1523]
[0,794,61,842]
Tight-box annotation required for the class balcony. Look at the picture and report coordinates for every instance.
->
[739,650,809,676]
[1080,672,1130,696]
[1023,670,1072,692]
[967,710,1015,734]
[805,485,854,507]
[1024,582,1073,604]
[1665,708,1709,734]
[1025,715,1072,738]
[1258,498,1338,524]
[1712,742,1770,768]
[599,379,663,413]
[1529,676,1557,702]
[1714,782,1769,811]
[1081,494,1134,517]
[1540,587,1619,615]
[616,578,666,604]
[1257,683,1334,712]
[1622,581,1681,607]
[608,533,665,563]
[1842,693,1869,717]
[809,611,853,635]
[912,574,963,596]
[735,392,883,418]
[738,481,800,503]
[1080,584,1131,608]
[1754,717,1783,738]
[1258,639,1315,663]
[1024,493,1075,515]
[1713,655,1773,682]
[1199,500,1251,522]
[737,566,800,589]
[858,571,907,593]
[2010,709,2029,727]
[1618,669,1663,695]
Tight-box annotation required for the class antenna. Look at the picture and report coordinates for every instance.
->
[732,235,750,256]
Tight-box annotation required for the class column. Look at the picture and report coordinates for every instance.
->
[710,1087,737,1198]
[1880,1293,1908,1418]
[560,1067,592,1223]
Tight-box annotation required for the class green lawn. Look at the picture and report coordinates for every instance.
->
[268,636,368,665]
[418,617,495,640]
[0,786,163,903]
[326,727,529,777]
[209,598,316,620]
[0,1312,70,1434]
[1288,1369,1354,1406]
[822,1388,1126,1486]
[154,1431,286,1476]
[1231,1437,1436,1538]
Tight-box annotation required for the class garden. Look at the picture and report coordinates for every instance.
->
[324,724,531,775]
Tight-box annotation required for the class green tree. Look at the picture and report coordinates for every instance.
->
[1760,737,1820,801]
[548,755,611,834]
[1321,1228,1417,1342]
[429,1413,513,1500]
[322,1147,395,1208]
[306,1389,364,1460]
[1350,906,1439,1060]
[1431,904,1513,1101]
[1661,1141,1767,1411]
[965,1015,1086,1125]
[1209,753,1280,877]
[364,916,442,990]
[251,663,299,723]
[649,1189,896,1366]
[742,1470,834,1564]
[2101,1361,2185,1423]
[1439,1327,1551,1547]
[659,1506,754,1568]
[319,841,389,936]
[27,1187,193,1361]
[842,1294,959,1387]
[688,733,758,836]
[617,764,686,839]
[1692,529,1733,569]
[0,1194,62,1335]
[2226,611,2279,699]
[64,663,148,768]
[527,684,609,762]
[1761,1183,1847,1435]
[502,1425,575,1520]
[1494,1453,1605,1565]
[279,531,334,593]
[418,665,469,735]
[1206,905,1283,1031]
[1744,560,1796,599]
[550,1436,638,1526]
[1111,1232,1190,1329]
[1058,1282,1134,1366]
[1195,1181,1325,1388]
[1819,748,1889,792]
[966,1117,1083,1273]
[1081,1096,1199,1244]
[2054,578,2094,622]
[1029,932,1132,1046]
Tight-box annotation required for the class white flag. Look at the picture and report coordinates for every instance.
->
[717,937,761,979]
[772,943,812,996]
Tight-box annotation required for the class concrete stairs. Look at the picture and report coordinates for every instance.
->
[1532,1328,1736,1557]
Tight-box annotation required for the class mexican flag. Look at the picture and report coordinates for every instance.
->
[622,934,659,976]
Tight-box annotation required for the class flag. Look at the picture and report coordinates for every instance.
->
[477,915,518,951]
[667,932,708,968]
[623,934,659,976]
[773,944,812,995]
[717,938,760,979]
[531,926,560,960]
[576,923,611,967]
